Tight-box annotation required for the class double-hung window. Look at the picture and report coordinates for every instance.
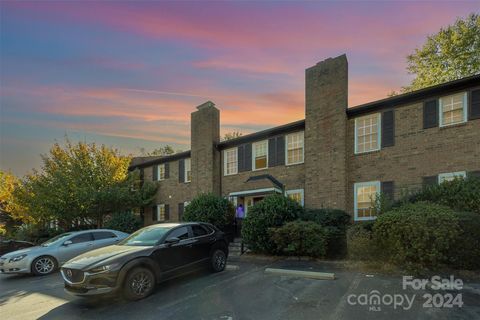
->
[355,113,381,154]
[439,92,467,127]
[157,204,166,222]
[158,164,165,181]
[253,140,268,170]
[438,171,466,184]
[184,158,191,183]
[286,189,304,206]
[286,132,304,165]
[224,148,238,176]
[354,181,380,221]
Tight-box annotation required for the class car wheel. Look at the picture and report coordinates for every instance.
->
[210,249,227,272]
[32,256,58,276]
[123,267,155,301]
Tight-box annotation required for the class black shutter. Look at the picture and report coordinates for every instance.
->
[381,181,394,200]
[164,204,170,221]
[164,163,170,179]
[153,165,158,181]
[467,171,480,179]
[178,203,184,221]
[179,159,185,182]
[422,175,438,188]
[244,143,252,171]
[268,137,277,167]
[237,145,245,172]
[423,100,438,129]
[276,136,285,166]
[470,89,480,120]
[382,110,395,148]
[151,205,157,221]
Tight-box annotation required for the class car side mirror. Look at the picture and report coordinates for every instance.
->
[165,237,180,246]
[63,240,73,246]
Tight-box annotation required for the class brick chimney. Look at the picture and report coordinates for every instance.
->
[190,101,221,195]
[304,55,348,210]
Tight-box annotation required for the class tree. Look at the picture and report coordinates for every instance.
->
[0,170,30,223]
[15,139,158,228]
[223,131,243,141]
[403,13,480,92]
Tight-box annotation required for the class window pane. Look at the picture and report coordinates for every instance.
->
[70,233,93,244]
[441,93,465,126]
[355,114,380,153]
[168,227,189,240]
[356,183,378,219]
[93,232,116,240]
[287,132,304,164]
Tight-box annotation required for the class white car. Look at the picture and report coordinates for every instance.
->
[0,229,128,276]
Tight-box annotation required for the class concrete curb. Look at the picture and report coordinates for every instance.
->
[226,264,239,271]
[265,268,335,280]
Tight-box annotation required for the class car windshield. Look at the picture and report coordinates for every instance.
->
[118,226,171,246]
[41,233,73,247]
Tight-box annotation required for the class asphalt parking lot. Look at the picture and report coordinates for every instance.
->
[0,259,479,320]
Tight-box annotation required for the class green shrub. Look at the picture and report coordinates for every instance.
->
[401,176,480,214]
[269,221,328,257]
[242,194,303,253]
[299,208,351,230]
[346,221,377,261]
[373,202,460,270]
[14,224,65,244]
[299,209,351,258]
[182,193,234,229]
[450,211,480,270]
[105,211,142,234]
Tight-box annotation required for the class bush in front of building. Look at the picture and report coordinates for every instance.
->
[13,223,65,244]
[449,211,480,270]
[105,211,142,234]
[373,202,460,270]
[242,194,303,253]
[269,221,328,257]
[182,193,235,230]
[401,176,480,214]
[346,221,377,261]
[299,208,351,258]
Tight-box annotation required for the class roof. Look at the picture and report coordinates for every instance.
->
[129,74,480,169]
[217,119,305,150]
[347,74,480,117]
[129,150,191,169]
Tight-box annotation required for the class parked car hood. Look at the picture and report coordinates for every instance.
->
[63,245,152,269]
[0,246,48,259]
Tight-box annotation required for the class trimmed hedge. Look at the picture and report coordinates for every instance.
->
[450,211,480,270]
[300,208,351,258]
[105,211,142,234]
[373,202,460,270]
[182,193,235,229]
[269,221,328,257]
[242,194,303,253]
[346,221,376,261]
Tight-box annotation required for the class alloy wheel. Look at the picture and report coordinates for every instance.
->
[130,272,152,296]
[214,250,226,271]
[34,257,54,274]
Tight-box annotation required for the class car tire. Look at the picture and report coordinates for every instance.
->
[31,256,58,276]
[210,248,227,273]
[123,267,156,301]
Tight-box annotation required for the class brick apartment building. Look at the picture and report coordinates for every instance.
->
[130,54,480,225]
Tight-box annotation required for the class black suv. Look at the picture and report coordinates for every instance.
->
[61,222,229,300]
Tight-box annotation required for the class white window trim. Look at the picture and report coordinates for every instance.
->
[224,147,238,176]
[252,140,269,171]
[439,92,468,128]
[285,131,305,166]
[286,189,304,206]
[354,181,381,221]
[184,158,191,183]
[157,204,165,222]
[158,164,165,181]
[438,171,466,184]
[354,113,381,155]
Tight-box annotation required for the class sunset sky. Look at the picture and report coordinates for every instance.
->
[1,1,478,176]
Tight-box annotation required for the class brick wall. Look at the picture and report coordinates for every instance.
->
[346,102,480,214]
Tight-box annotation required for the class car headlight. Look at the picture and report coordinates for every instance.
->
[87,263,118,274]
[9,254,27,262]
